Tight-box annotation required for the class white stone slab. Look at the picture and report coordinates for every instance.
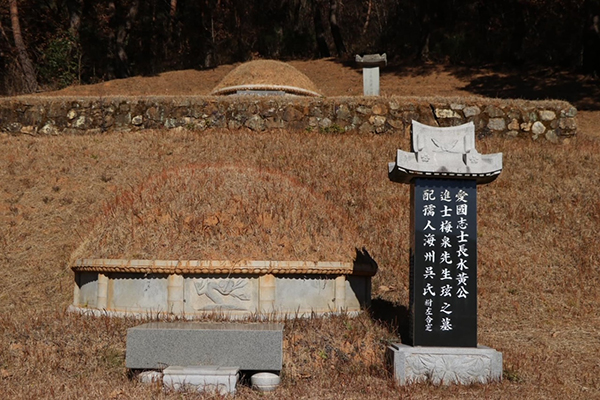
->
[362,67,380,96]
[387,343,502,385]
[163,365,239,395]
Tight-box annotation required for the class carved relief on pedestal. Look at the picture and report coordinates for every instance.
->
[405,354,492,385]
[193,279,251,311]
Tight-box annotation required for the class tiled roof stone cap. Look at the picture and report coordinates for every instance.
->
[388,120,503,185]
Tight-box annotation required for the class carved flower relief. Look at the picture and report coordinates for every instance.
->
[406,354,492,385]
[466,151,481,165]
[418,151,431,163]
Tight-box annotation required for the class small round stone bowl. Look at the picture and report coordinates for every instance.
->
[251,372,280,392]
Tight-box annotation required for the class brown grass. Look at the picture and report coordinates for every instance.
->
[72,164,358,261]
[1,126,599,399]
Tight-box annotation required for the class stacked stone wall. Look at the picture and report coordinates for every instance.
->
[0,96,577,142]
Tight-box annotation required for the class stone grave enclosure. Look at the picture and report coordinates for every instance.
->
[69,164,376,319]
[0,95,577,141]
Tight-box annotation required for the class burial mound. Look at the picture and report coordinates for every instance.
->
[211,60,322,96]
[69,165,374,318]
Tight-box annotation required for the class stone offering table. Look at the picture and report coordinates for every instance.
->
[126,322,283,371]
[386,120,503,385]
[128,322,283,394]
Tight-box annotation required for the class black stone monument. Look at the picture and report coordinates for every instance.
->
[386,121,504,385]
[388,120,503,348]
[410,179,477,347]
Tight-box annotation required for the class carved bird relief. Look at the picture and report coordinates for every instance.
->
[194,279,250,304]
[431,138,459,153]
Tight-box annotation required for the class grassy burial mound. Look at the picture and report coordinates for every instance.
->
[211,59,323,96]
[72,164,358,262]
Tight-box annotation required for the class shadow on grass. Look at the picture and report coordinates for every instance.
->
[457,66,600,111]
[406,63,600,111]
[369,298,410,345]
[326,56,600,111]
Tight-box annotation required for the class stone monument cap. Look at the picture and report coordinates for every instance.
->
[355,53,387,68]
[388,120,502,184]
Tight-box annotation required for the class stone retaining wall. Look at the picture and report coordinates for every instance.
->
[0,96,577,142]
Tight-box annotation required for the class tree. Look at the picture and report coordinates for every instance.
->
[9,0,37,92]
[328,0,346,56]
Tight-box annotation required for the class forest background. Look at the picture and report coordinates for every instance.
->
[1,0,600,95]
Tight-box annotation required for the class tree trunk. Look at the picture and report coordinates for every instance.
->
[106,1,117,79]
[67,0,83,83]
[114,0,139,78]
[170,0,177,19]
[313,1,330,57]
[9,0,38,93]
[329,0,346,56]
[67,0,83,34]
[362,0,372,36]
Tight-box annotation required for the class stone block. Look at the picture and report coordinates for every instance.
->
[487,117,506,131]
[251,372,281,392]
[484,104,505,118]
[463,106,481,118]
[138,370,163,383]
[539,110,556,121]
[387,343,502,385]
[372,104,387,115]
[532,121,546,135]
[362,67,380,96]
[126,322,283,371]
[163,366,239,395]
[434,108,460,118]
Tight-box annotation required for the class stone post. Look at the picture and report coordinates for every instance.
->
[167,274,184,314]
[97,273,109,310]
[259,274,276,314]
[355,53,387,96]
[334,275,347,311]
[386,120,503,385]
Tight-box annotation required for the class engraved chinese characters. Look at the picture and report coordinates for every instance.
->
[411,179,477,347]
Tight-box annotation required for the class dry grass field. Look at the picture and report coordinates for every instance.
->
[1,61,600,399]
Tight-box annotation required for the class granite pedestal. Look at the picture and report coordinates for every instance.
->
[387,343,502,385]
[126,322,283,371]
